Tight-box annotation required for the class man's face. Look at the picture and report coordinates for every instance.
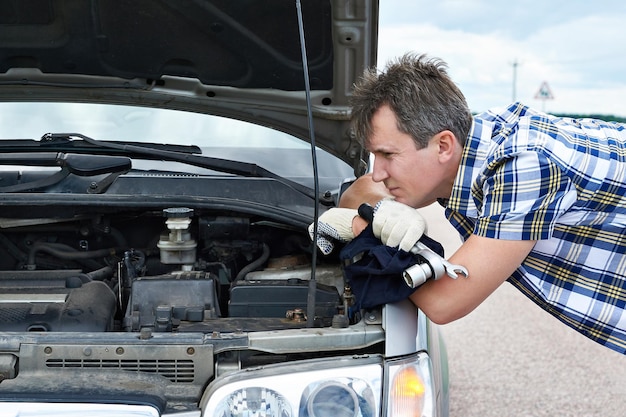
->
[366,105,445,208]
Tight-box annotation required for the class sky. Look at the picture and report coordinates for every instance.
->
[377,0,626,117]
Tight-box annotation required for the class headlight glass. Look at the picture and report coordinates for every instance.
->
[385,352,434,417]
[299,378,376,417]
[201,356,382,417]
[215,387,291,417]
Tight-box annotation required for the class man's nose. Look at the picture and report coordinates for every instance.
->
[370,158,388,182]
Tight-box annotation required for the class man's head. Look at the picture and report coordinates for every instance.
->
[349,53,472,208]
[350,53,472,150]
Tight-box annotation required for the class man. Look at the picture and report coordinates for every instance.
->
[312,53,626,355]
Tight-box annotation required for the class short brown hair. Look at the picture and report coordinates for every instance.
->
[350,53,472,149]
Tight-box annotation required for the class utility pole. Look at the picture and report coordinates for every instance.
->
[511,59,519,102]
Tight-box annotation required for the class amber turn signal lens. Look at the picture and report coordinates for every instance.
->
[389,365,425,417]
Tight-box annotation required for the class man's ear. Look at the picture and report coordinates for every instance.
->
[435,130,458,163]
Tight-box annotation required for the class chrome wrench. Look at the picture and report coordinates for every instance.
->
[403,241,468,288]
[358,203,469,288]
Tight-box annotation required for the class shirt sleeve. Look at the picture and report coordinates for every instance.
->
[473,151,578,240]
[445,208,474,242]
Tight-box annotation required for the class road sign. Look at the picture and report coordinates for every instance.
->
[534,81,554,100]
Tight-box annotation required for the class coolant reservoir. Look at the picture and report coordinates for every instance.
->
[157,207,197,269]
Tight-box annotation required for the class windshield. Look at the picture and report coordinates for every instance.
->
[0,102,353,185]
[0,102,303,147]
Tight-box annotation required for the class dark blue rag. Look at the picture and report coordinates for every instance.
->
[339,225,444,309]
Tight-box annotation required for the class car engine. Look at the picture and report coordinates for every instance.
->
[0,206,346,335]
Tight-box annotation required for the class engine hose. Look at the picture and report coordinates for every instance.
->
[234,243,270,282]
[27,242,118,270]
[83,265,115,281]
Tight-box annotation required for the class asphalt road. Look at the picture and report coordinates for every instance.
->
[418,204,626,417]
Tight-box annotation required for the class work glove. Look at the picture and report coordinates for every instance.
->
[372,199,426,252]
[308,208,358,255]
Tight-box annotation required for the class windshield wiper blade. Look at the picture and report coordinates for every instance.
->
[0,152,131,175]
[0,138,200,154]
[30,134,201,154]
[0,152,131,193]
[42,133,321,200]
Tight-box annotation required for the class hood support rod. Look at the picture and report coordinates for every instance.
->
[295,0,320,328]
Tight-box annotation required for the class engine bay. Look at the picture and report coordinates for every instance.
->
[0,207,346,334]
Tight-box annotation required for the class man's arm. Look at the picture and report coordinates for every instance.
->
[339,173,391,208]
[338,174,391,236]
[409,234,535,324]
[338,174,392,236]
[339,174,536,324]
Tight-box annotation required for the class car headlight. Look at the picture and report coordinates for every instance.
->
[200,356,381,417]
[201,352,437,417]
[214,386,291,417]
[385,352,435,417]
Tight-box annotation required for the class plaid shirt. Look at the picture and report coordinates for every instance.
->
[444,102,626,354]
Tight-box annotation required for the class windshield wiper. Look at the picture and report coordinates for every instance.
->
[0,152,131,175]
[0,152,131,193]
[40,133,322,201]
[0,135,203,155]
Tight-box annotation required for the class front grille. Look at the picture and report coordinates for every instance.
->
[46,358,195,383]
[0,307,29,322]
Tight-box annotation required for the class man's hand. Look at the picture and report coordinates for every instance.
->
[308,208,358,255]
[372,200,426,252]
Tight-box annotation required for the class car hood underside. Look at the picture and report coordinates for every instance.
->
[0,0,378,170]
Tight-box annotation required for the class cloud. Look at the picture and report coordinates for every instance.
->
[378,1,626,117]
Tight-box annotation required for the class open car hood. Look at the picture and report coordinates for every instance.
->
[0,0,378,173]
